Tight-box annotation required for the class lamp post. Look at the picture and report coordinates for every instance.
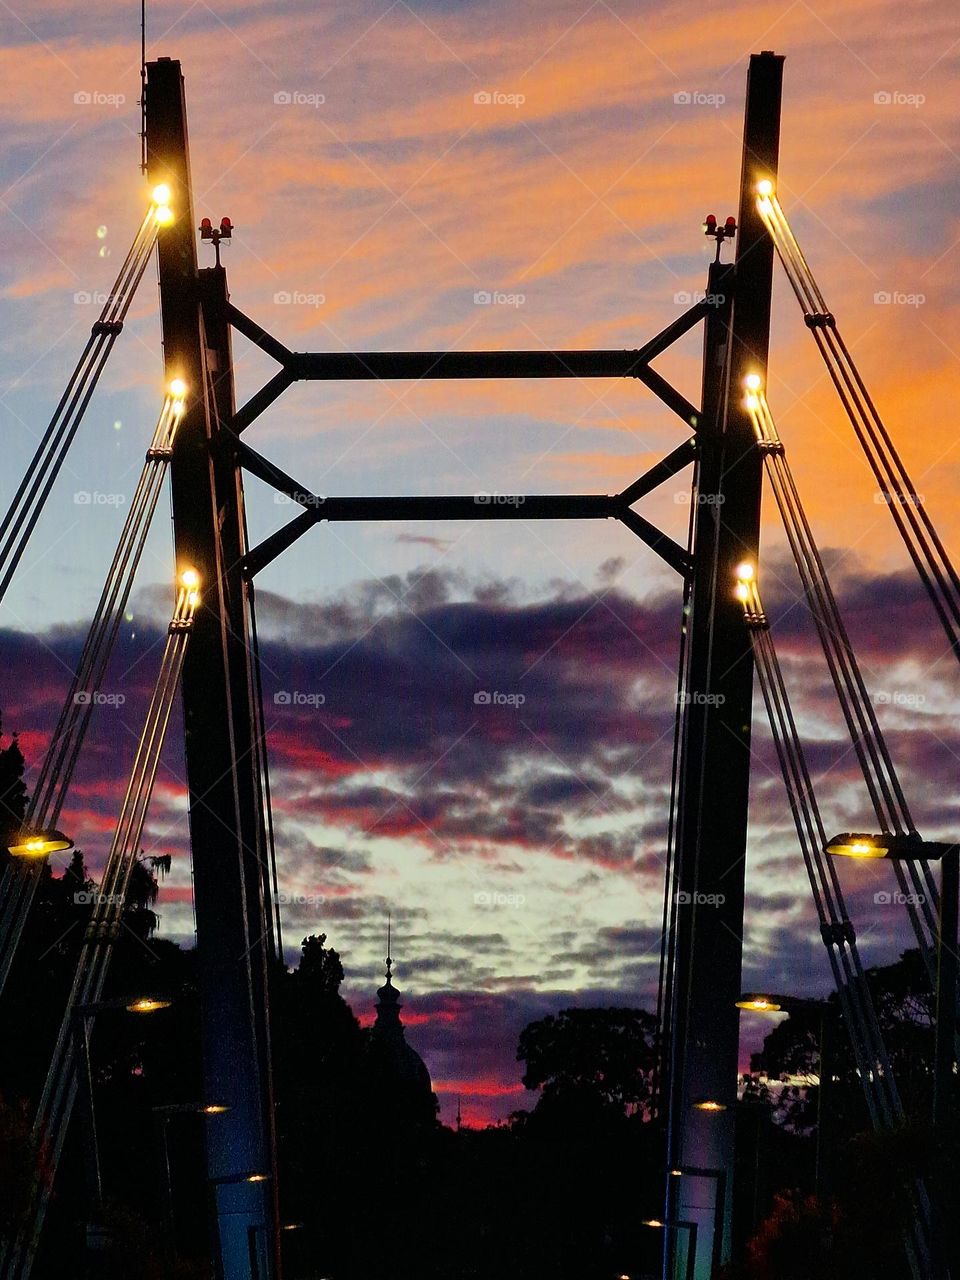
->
[641,1217,698,1280]
[152,1102,230,1275]
[667,1166,726,1277]
[736,992,836,1200]
[826,831,959,1279]
[72,995,174,1273]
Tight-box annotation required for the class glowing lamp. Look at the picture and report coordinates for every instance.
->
[152,184,172,206]
[154,206,175,227]
[757,179,774,198]
[736,993,783,1012]
[8,828,73,858]
[126,997,172,1014]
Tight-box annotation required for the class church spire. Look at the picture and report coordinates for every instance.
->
[385,911,393,983]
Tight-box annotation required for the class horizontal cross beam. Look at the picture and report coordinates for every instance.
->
[226,299,709,433]
[236,438,693,580]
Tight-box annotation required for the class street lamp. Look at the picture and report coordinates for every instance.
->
[827,830,958,1280]
[72,995,174,1260]
[825,831,959,1128]
[736,991,837,1199]
[152,1101,230,1272]
[667,1165,726,1277]
[7,827,73,858]
[642,1217,698,1280]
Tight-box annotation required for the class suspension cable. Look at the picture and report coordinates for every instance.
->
[736,571,932,1276]
[0,578,199,1280]
[742,383,940,980]
[0,195,171,607]
[0,389,185,1001]
[755,184,960,664]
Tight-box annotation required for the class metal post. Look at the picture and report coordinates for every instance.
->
[933,848,958,1279]
[145,58,278,1280]
[665,51,783,1280]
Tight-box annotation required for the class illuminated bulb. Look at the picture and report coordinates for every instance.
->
[734,582,750,603]
[694,1099,726,1112]
[126,997,172,1014]
[203,1104,230,1115]
[180,568,200,590]
[735,562,754,582]
[744,372,762,392]
[246,1173,269,1183]
[187,591,200,608]
[744,393,760,412]
[169,378,187,398]
[155,205,175,226]
[642,1219,663,1229]
[757,179,774,198]
[152,183,172,206]
[171,399,185,416]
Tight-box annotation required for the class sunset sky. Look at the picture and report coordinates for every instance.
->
[1,0,959,1125]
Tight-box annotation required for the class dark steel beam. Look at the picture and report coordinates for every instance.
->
[146,57,278,1280]
[620,438,697,506]
[232,368,295,434]
[618,508,692,577]
[226,302,293,366]
[665,51,783,1280]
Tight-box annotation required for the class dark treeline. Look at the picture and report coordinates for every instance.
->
[0,718,956,1279]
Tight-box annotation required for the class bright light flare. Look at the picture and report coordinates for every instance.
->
[734,582,751,603]
[735,562,754,582]
[155,205,175,227]
[736,994,782,1012]
[8,828,73,858]
[151,184,172,206]
[757,179,774,198]
[744,372,763,392]
[693,1099,726,1112]
[168,378,187,398]
[126,997,172,1014]
[180,568,200,590]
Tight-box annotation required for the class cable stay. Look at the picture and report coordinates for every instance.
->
[0,388,186,1002]
[0,193,172,607]
[736,570,932,1279]
[0,577,199,1280]
[756,184,960,668]
[742,382,942,987]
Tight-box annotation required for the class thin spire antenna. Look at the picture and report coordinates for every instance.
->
[385,910,392,981]
[139,0,147,173]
